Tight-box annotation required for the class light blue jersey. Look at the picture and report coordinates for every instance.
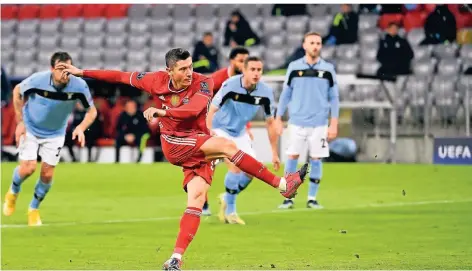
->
[276,57,340,127]
[212,75,275,137]
[20,71,93,138]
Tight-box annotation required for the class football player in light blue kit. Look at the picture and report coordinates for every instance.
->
[276,32,340,209]
[207,56,281,224]
[3,52,97,226]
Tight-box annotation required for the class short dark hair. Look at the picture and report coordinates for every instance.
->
[203,32,213,37]
[165,48,191,68]
[303,31,322,42]
[388,22,400,28]
[50,52,72,67]
[229,47,250,60]
[244,56,263,67]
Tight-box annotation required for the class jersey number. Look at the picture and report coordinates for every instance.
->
[321,138,327,148]
[55,147,62,157]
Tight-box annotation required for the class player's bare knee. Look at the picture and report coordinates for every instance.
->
[187,177,209,208]
[288,154,299,160]
[20,161,37,177]
[40,163,55,183]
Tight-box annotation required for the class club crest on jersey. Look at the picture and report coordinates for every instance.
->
[170,95,180,106]
[182,97,190,104]
[44,91,48,97]
[298,71,304,76]
[136,72,146,80]
[234,94,239,100]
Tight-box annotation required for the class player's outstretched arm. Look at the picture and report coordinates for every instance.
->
[58,63,155,93]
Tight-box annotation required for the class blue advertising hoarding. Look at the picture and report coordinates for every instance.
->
[433,137,472,165]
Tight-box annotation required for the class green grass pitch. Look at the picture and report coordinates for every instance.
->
[2,162,472,270]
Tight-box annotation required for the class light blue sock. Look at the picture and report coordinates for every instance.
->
[238,173,252,193]
[308,159,322,200]
[11,166,26,194]
[224,172,240,215]
[285,158,298,174]
[29,179,52,209]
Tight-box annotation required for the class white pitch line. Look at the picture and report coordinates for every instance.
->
[2,198,472,229]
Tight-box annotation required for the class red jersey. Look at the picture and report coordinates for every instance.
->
[82,70,214,137]
[210,67,230,96]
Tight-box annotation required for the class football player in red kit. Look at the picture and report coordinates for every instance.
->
[59,48,307,271]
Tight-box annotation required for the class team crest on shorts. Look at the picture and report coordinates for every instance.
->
[182,97,190,104]
[171,95,180,106]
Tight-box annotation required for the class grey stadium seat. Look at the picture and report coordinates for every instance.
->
[336,44,359,60]
[127,4,150,18]
[218,4,239,18]
[286,33,303,48]
[249,46,264,58]
[126,61,149,72]
[321,46,336,59]
[336,59,360,74]
[38,35,59,50]
[173,19,195,34]
[457,76,472,99]
[308,5,330,16]
[83,19,106,35]
[286,16,309,34]
[105,35,127,49]
[171,34,194,48]
[173,4,194,18]
[14,49,36,64]
[404,75,430,105]
[60,36,82,50]
[437,58,460,76]
[219,47,231,61]
[104,50,125,63]
[61,19,83,35]
[406,28,425,46]
[338,84,353,101]
[267,33,286,49]
[264,48,286,70]
[39,19,61,35]
[412,45,432,60]
[127,49,149,64]
[360,44,377,60]
[129,19,150,34]
[16,35,38,50]
[150,34,172,48]
[460,45,472,60]
[103,62,125,70]
[1,48,13,64]
[432,44,458,59]
[263,17,285,35]
[195,4,216,18]
[128,34,150,50]
[1,35,15,50]
[462,60,472,73]
[249,18,263,37]
[354,85,379,101]
[1,20,17,36]
[308,15,331,36]
[82,35,104,49]
[82,50,102,64]
[150,4,172,18]
[239,4,261,18]
[359,29,379,45]
[150,47,172,67]
[195,18,217,34]
[358,15,378,31]
[413,59,435,76]
[13,64,37,78]
[360,60,380,75]
[106,19,128,35]
[17,20,39,36]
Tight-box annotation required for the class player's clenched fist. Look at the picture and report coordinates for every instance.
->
[143,107,166,122]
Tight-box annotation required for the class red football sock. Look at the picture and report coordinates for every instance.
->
[173,207,202,255]
[230,150,281,188]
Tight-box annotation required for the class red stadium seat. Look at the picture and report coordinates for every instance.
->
[423,4,436,13]
[39,4,61,19]
[1,5,19,19]
[456,12,472,29]
[17,4,40,20]
[104,4,130,18]
[448,4,461,15]
[378,13,404,30]
[60,4,83,18]
[82,4,106,18]
[106,105,124,138]
[96,138,115,147]
[403,12,427,32]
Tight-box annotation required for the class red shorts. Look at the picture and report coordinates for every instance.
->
[160,133,215,190]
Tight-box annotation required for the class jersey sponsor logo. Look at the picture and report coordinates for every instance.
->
[254,97,262,104]
[318,71,325,78]
[170,95,180,106]
[182,97,190,104]
[136,72,146,80]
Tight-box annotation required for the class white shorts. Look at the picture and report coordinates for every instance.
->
[213,128,257,159]
[18,132,65,166]
[286,124,330,158]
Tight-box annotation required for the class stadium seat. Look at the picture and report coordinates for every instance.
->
[432,44,458,59]
[336,59,360,74]
[423,4,437,13]
[239,4,261,18]
[264,48,287,70]
[354,85,379,101]
[104,4,130,18]
[359,29,380,46]
[413,58,435,75]
[13,64,37,78]
[18,5,40,20]
[173,19,195,34]
[16,34,38,50]
[359,15,379,31]
[82,4,106,18]
[106,18,129,35]
[460,45,472,60]
[267,33,286,49]
[60,4,83,18]
[17,19,39,36]
[128,19,149,34]
[378,13,404,30]
[286,33,303,48]
[60,35,82,50]
[1,48,13,65]
[308,4,331,17]
[1,35,15,51]
[127,34,150,50]
[105,35,127,49]
[455,12,472,29]
[127,4,150,18]
[338,84,353,101]
[195,18,218,35]
[171,34,194,49]
[61,18,84,35]
[403,12,427,32]
[38,35,59,50]
[1,19,17,36]
[405,75,430,104]
[360,44,378,60]
[336,44,359,60]
[126,49,149,63]
[82,50,102,65]
[104,50,125,63]
[150,4,172,18]
[286,16,309,35]
[148,33,171,48]
[412,45,432,60]
[39,4,61,19]
[437,58,461,76]
[263,17,286,35]
[173,4,194,18]
[83,34,104,49]
[308,15,331,36]
[150,18,172,34]
[321,46,335,59]
[83,18,106,34]
[39,19,61,35]
[360,60,380,74]
[1,5,19,19]
[406,28,426,46]
[248,46,264,58]
[195,4,216,18]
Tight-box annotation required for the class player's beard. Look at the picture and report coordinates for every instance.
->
[309,50,320,59]
[233,67,242,75]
